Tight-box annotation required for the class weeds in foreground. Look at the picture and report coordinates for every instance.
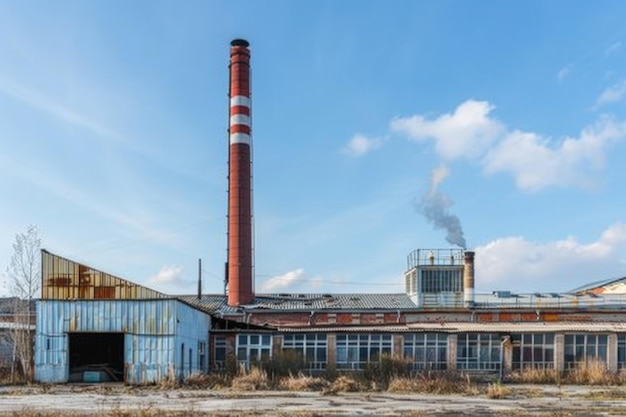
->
[509,367,560,384]
[565,359,616,385]
[510,359,626,386]
[387,371,477,395]
[485,381,512,399]
[231,367,269,391]
[278,373,329,391]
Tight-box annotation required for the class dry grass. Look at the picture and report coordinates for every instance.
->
[387,371,478,395]
[278,373,329,391]
[508,367,560,384]
[322,375,363,395]
[485,381,512,399]
[183,372,230,390]
[231,367,269,391]
[565,359,615,385]
[4,410,325,417]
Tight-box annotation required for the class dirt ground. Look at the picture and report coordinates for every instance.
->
[2,384,626,416]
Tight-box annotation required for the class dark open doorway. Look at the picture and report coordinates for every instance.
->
[68,332,124,382]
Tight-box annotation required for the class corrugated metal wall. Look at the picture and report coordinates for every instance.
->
[35,299,210,384]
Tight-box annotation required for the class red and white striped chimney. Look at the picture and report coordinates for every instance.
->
[227,38,254,306]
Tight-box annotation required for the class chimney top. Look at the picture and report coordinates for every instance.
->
[231,39,249,47]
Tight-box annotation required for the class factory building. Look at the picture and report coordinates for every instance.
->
[33,39,626,384]
[34,250,211,384]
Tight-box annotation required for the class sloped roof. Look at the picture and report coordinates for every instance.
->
[177,293,416,314]
[568,276,626,295]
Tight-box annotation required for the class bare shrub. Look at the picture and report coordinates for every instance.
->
[231,366,269,391]
[278,372,329,391]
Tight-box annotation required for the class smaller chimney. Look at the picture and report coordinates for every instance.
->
[463,251,475,308]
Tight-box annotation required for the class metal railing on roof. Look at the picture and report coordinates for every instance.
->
[406,249,465,270]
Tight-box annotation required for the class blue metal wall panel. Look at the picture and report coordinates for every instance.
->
[35,299,210,384]
[174,301,211,379]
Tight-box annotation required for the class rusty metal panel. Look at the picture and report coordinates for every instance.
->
[41,250,167,301]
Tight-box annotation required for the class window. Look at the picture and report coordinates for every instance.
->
[214,336,227,370]
[282,333,327,370]
[457,333,501,370]
[198,341,206,372]
[237,334,272,369]
[336,334,392,370]
[420,269,463,293]
[564,334,608,370]
[618,334,626,370]
[512,333,554,369]
[404,333,447,370]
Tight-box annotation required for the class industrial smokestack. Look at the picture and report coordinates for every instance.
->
[463,251,475,308]
[227,38,254,306]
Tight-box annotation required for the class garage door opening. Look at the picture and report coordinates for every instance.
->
[69,332,124,383]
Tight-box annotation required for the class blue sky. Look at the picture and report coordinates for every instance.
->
[2,1,626,296]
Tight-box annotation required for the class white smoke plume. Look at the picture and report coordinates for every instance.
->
[419,165,466,248]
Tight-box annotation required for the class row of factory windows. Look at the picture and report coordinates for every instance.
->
[213,333,623,372]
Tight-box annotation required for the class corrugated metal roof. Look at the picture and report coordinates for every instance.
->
[277,321,626,333]
[407,321,626,333]
[180,291,626,315]
[178,293,416,314]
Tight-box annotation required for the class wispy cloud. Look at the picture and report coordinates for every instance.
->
[390,100,504,160]
[594,79,626,109]
[557,64,573,82]
[475,223,626,292]
[0,77,119,141]
[343,134,386,156]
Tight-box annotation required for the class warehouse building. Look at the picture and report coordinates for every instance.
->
[34,250,211,384]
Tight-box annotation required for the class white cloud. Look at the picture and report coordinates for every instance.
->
[390,100,505,160]
[594,80,626,109]
[149,265,185,285]
[258,268,322,293]
[389,100,626,191]
[343,134,385,156]
[259,268,309,292]
[483,117,626,190]
[475,223,626,293]
[557,64,572,82]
